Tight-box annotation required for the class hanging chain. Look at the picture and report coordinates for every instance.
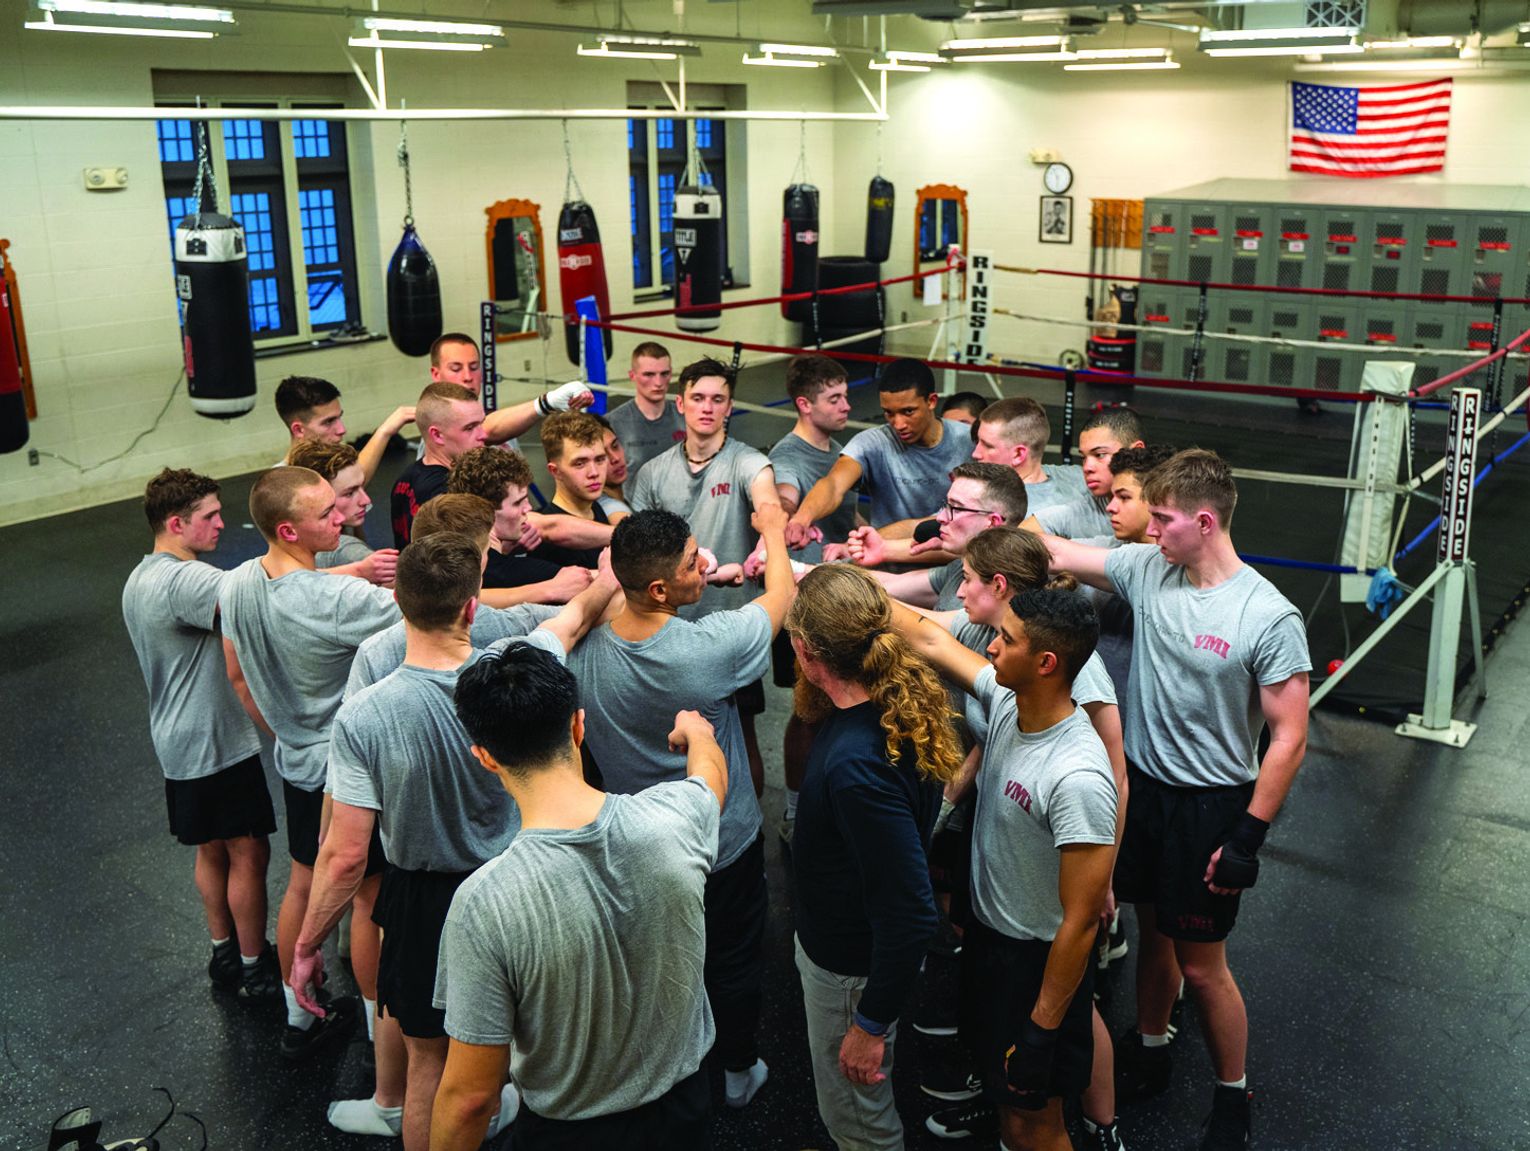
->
[875,121,883,175]
[563,120,586,205]
[397,118,414,227]
[791,120,809,185]
[189,102,217,226]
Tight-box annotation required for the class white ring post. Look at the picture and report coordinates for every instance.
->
[1396,386,1488,747]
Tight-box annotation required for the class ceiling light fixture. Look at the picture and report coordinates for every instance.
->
[1366,36,1461,49]
[757,41,838,58]
[578,34,701,60]
[1199,26,1357,43]
[1065,54,1180,71]
[25,0,232,36]
[347,15,504,51]
[1203,42,1363,57]
[942,34,1065,50]
[1073,47,1171,60]
[742,52,824,68]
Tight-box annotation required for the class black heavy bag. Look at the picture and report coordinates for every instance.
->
[865,175,895,265]
[674,184,724,333]
[0,279,27,453]
[557,201,613,366]
[387,224,442,358]
[781,183,819,322]
[815,256,884,331]
[174,212,257,419]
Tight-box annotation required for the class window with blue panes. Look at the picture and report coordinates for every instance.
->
[627,108,730,294]
[627,117,653,289]
[223,119,266,161]
[292,119,331,159]
[293,114,360,330]
[158,120,195,163]
[695,118,712,148]
[656,118,675,149]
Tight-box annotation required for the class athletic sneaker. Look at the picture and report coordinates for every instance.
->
[1198,1085,1252,1150]
[920,1067,982,1102]
[1114,1028,1174,1104]
[777,815,794,849]
[236,943,282,1003]
[928,919,963,959]
[208,940,241,991]
[925,1101,998,1141]
[1097,909,1128,970]
[1083,1118,1128,1150]
[280,994,358,1062]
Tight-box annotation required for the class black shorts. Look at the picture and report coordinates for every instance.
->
[770,628,797,689]
[733,677,766,718]
[281,780,386,874]
[514,1065,711,1151]
[164,754,277,846]
[1112,765,1254,943]
[373,865,470,1039]
[958,918,1096,1108]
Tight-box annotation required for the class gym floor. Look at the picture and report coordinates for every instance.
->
[4,369,1529,1150]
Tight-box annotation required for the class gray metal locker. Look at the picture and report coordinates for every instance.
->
[1418,218,1470,299]
[1263,300,1310,394]
[1274,207,1320,290]
[1142,202,1182,283]
[1319,208,1368,293]
[1312,301,1362,393]
[1227,206,1274,289]
[1368,210,1417,300]
[1183,203,1231,285]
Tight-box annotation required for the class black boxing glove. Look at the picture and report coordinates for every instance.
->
[913,518,942,545]
[1003,1018,1059,1111]
[1210,812,1270,890]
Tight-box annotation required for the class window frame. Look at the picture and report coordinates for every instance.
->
[627,107,733,300]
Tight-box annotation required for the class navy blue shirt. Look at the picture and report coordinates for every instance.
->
[791,700,942,1028]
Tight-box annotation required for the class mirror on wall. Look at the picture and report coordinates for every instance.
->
[485,198,547,341]
[914,184,968,297]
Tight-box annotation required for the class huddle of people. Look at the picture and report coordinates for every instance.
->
[122,335,1310,1151]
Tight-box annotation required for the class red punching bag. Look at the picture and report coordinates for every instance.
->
[557,201,613,366]
[675,184,724,333]
[781,184,819,322]
[0,276,27,454]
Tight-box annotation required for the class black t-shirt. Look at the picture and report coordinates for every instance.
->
[531,501,609,570]
[390,460,449,548]
[484,545,566,590]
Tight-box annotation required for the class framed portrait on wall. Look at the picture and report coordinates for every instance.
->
[1039,196,1072,244]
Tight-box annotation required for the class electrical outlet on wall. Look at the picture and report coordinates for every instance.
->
[83,167,128,190]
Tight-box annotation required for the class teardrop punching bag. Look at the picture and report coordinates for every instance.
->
[175,212,258,418]
[674,184,724,333]
[781,184,819,322]
[557,201,613,366]
[0,280,28,454]
[387,224,442,357]
[865,175,895,265]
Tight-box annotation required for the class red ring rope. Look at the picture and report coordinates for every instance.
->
[604,267,948,322]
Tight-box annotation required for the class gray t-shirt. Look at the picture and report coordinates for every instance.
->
[945,610,1116,744]
[1023,465,1090,517]
[122,553,261,781]
[627,438,773,618]
[1036,495,1111,540]
[1104,544,1311,787]
[595,494,631,520]
[608,399,686,480]
[769,431,856,564]
[1074,535,1134,713]
[929,559,965,612]
[567,603,772,868]
[346,604,560,700]
[316,533,373,570]
[968,666,1117,942]
[843,419,973,527]
[435,776,718,1121]
[220,560,401,790]
[327,632,562,872]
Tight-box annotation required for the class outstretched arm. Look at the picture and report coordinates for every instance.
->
[535,551,621,654]
[1043,534,1115,592]
[668,710,728,808]
[482,381,593,444]
[885,598,988,695]
[786,455,863,548]
[354,406,415,485]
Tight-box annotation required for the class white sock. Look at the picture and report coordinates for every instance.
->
[484,1082,520,1138]
[784,788,799,820]
[283,984,315,1031]
[210,936,231,948]
[724,1059,768,1107]
[1141,1031,1171,1048]
[241,951,262,966]
[327,1096,402,1137]
[363,996,376,1042]
[1218,1075,1247,1089]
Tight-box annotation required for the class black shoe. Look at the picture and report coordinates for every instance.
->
[921,1067,982,1102]
[280,994,359,1062]
[925,1101,998,1141]
[1114,1028,1174,1104]
[208,940,241,991]
[1083,1118,1126,1151]
[928,918,963,959]
[236,943,282,1003]
[1198,1085,1252,1150]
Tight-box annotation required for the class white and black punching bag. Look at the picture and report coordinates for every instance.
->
[557,201,613,366]
[387,223,442,358]
[865,175,895,265]
[781,183,819,322]
[0,279,27,454]
[674,184,724,333]
[174,212,258,419]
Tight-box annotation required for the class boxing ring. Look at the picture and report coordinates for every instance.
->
[480,249,1530,745]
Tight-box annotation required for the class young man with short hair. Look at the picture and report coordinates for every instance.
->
[286,439,397,586]
[534,411,618,569]
[786,358,971,544]
[565,505,795,1110]
[290,532,618,1149]
[972,397,1089,516]
[220,467,402,1061]
[275,374,414,485]
[432,649,728,1151]
[891,588,1121,1151]
[1047,449,1311,1151]
[941,391,990,425]
[607,340,685,481]
[122,468,278,1001]
[427,331,592,452]
[391,383,488,548]
[590,413,633,519]
[1021,408,1146,539]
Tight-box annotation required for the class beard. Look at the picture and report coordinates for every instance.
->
[792,666,832,724]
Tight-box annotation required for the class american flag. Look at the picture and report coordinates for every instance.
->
[1289,78,1451,178]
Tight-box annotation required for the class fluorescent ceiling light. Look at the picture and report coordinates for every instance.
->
[1367,36,1461,49]
[25,10,214,35]
[943,35,1065,50]
[1074,47,1171,60]
[27,0,232,35]
[886,50,946,63]
[348,34,485,51]
[1204,42,1362,57]
[758,41,838,58]
[38,0,231,20]
[742,52,823,68]
[1199,26,1356,43]
[870,57,930,72]
[1292,57,1488,73]
[1065,56,1180,71]
[348,15,503,50]
[579,36,700,60]
[1518,23,1530,46]
[951,50,1076,62]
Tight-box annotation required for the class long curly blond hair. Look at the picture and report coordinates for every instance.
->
[786,565,964,784]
